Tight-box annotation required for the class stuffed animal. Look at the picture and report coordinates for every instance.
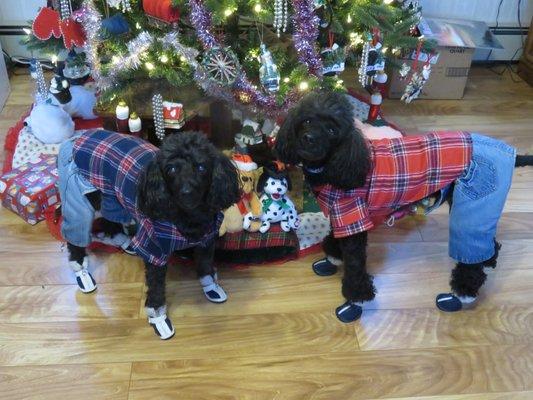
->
[24,102,75,144]
[219,154,263,235]
[252,162,299,233]
[49,75,98,120]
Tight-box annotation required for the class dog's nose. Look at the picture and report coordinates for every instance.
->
[303,133,316,144]
[180,184,193,196]
[277,188,282,192]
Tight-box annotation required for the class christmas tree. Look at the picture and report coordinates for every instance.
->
[25,0,434,119]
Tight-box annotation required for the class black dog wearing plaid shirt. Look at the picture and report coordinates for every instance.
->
[58,130,239,339]
[275,91,532,323]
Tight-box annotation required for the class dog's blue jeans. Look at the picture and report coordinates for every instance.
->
[447,133,516,264]
[57,137,132,247]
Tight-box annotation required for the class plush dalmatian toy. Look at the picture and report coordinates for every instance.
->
[251,163,299,234]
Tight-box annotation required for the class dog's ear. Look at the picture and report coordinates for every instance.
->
[207,153,240,212]
[275,109,300,165]
[137,157,173,220]
[326,126,370,190]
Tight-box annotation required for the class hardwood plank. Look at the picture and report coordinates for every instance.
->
[0,251,145,286]
[369,392,533,400]
[364,269,533,311]
[0,363,131,400]
[0,311,356,366]
[417,213,533,242]
[128,344,533,400]
[356,306,533,351]
[0,283,143,323]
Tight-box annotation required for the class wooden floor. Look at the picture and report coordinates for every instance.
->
[0,67,532,399]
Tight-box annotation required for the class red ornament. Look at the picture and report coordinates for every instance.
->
[367,92,382,122]
[143,0,180,24]
[32,7,61,40]
[32,7,85,49]
[60,17,86,49]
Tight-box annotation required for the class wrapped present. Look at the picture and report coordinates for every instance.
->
[0,155,59,225]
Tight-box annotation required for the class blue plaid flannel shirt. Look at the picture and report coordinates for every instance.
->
[72,130,222,266]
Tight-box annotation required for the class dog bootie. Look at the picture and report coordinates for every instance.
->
[312,256,341,276]
[436,293,477,312]
[146,305,175,340]
[335,301,363,323]
[200,273,227,303]
[69,258,96,293]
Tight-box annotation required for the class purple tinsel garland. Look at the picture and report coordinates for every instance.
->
[186,0,321,115]
[187,0,219,49]
[292,0,323,77]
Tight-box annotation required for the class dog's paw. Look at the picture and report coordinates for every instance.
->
[147,306,175,340]
[149,315,175,340]
[335,301,363,323]
[200,274,228,303]
[312,258,339,276]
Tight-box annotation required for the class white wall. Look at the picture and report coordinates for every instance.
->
[419,0,532,61]
[0,0,46,59]
[0,0,45,24]
[420,0,532,26]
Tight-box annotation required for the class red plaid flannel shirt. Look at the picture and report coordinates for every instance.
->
[314,131,473,238]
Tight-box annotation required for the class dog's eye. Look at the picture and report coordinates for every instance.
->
[197,164,206,172]
[271,181,275,185]
[328,127,335,135]
[166,166,177,175]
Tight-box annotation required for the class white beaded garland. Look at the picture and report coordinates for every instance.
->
[152,94,166,141]
[273,0,288,37]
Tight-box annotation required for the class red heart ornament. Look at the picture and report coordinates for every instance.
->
[32,7,61,40]
[60,18,86,49]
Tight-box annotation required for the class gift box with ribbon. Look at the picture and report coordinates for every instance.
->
[0,155,59,225]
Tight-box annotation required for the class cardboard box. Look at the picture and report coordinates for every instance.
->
[389,17,502,100]
[0,155,59,225]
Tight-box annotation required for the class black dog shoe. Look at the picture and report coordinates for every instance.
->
[312,258,339,276]
[335,301,363,323]
[436,293,477,312]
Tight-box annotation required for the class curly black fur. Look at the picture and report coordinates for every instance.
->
[65,131,240,312]
[450,263,487,298]
[138,132,240,239]
[275,91,370,190]
[340,232,376,302]
[322,233,342,260]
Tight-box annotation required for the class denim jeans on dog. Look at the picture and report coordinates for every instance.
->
[448,133,516,264]
[57,136,98,247]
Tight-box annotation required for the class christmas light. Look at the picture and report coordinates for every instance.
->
[112,55,120,64]
[51,55,58,65]
[145,62,155,70]
[384,0,394,4]
[254,3,262,12]
[283,77,290,83]
[180,55,187,63]
[346,15,352,23]
[299,81,309,91]
[160,54,169,63]
[224,8,233,17]
[135,22,141,29]
[23,27,32,35]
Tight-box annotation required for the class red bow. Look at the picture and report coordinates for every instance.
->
[32,7,85,49]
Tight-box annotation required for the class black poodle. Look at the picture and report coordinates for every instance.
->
[59,130,239,339]
[275,91,532,323]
